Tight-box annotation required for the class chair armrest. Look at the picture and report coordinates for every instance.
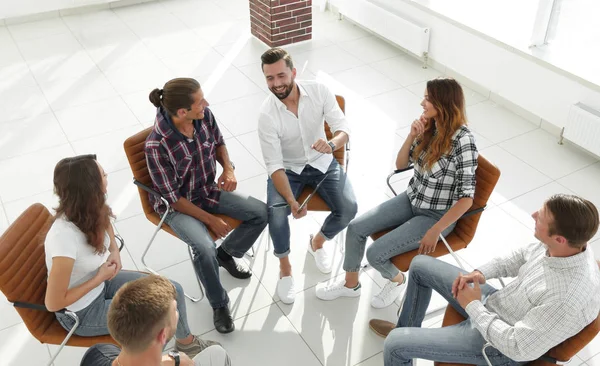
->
[386,165,415,196]
[459,205,486,220]
[13,301,63,313]
[133,179,163,199]
[115,233,125,252]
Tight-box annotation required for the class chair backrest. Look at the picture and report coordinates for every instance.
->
[453,154,500,246]
[0,203,56,341]
[123,127,156,218]
[325,95,346,168]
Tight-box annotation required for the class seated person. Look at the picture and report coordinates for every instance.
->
[369,194,600,366]
[317,77,478,309]
[146,78,268,333]
[46,155,209,358]
[81,275,229,366]
[258,48,358,304]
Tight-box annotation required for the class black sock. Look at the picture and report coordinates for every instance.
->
[217,246,232,261]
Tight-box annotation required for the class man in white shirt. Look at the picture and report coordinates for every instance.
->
[258,48,357,304]
[369,194,600,366]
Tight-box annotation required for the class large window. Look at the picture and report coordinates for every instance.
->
[410,0,600,87]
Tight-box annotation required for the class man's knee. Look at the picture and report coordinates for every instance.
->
[197,345,231,366]
[337,198,358,226]
[409,254,435,275]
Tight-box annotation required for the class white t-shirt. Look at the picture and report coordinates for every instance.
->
[45,216,110,312]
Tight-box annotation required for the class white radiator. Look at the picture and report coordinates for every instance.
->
[336,0,430,60]
[564,103,600,157]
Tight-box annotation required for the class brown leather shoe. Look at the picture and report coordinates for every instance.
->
[369,319,395,338]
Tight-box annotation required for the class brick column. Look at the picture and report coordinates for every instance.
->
[249,0,312,47]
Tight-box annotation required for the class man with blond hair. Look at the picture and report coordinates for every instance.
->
[80,275,230,366]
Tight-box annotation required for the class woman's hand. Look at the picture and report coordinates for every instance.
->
[418,227,441,255]
[409,115,429,138]
[106,250,122,279]
[96,262,118,282]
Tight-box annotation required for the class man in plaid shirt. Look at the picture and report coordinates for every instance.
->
[370,194,600,365]
[145,78,267,334]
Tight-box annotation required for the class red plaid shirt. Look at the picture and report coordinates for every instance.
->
[145,107,225,215]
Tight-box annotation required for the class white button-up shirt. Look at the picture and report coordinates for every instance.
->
[467,242,600,362]
[258,80,350,176]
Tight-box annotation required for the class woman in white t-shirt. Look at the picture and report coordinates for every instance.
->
[45,154,215,358]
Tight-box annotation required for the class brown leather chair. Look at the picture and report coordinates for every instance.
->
[0,204,118,366]
[370,154,500,272]
[123,127,242,302]
[435,262,600,366]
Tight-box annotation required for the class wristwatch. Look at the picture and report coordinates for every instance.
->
[327,141,336,152]
[168,350,180,366]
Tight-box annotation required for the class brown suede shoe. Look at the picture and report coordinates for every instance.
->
[369,319,395,338]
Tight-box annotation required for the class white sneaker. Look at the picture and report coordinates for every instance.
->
[316,279,361,301]
[307,236,332,274]
[371,280,407,309]
[277,275,296,304]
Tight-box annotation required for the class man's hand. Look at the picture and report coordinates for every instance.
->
[452,270,486,298]
[311,138,333,154]
[456,279,482,309]
[290,200,308,219]
[217,168,237,192]
[179,352,194,366]
[106,250,122,279]
[418,227,441,255]
[206,215,233,239]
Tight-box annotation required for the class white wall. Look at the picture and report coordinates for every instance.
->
[356,0,600,131]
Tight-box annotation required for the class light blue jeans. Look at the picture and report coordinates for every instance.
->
[384,255,522,366]
[267,159,357,257]
[343,191,455,279]
[165,190,268,309]
[56,271,191,339]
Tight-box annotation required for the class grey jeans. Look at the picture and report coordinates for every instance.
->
[343,191,455,279]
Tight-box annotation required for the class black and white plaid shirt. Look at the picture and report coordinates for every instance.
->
[406,125,478,210]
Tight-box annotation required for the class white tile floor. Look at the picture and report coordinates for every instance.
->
[0,0,599,365]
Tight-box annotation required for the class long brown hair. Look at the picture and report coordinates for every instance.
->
[149,78,200,117]
[53,154,113,254]
[412,78,467,169]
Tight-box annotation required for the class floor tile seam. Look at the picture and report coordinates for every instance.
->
[273,300,326,366]
[580,349,600,362]
[5,20,80,160]
[491,133,570,181]
[0,318,24,332]
[354,351,383,366]
[65,123,147,144]
[195,301,277,337]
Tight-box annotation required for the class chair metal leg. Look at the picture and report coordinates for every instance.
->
[186,246,205,303]
[47,311,79,366]
[141,209,204,303]
[338,228,345,254]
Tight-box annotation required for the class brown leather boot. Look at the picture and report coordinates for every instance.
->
[369,319,395,338]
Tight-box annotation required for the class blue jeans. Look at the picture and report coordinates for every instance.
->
[56,271,191,339]
[165,190,268,308]
[384,255,522,366]
[267,160,357,257]
[343,191,455,280]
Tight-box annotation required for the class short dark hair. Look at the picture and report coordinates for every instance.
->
[107,275,178,353]
[149,78,200,117]
[261,47,294,70]
[545,194,599,248]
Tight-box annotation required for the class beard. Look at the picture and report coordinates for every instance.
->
[270,81,295,100]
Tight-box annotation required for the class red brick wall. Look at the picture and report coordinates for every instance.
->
[249,0,312,47]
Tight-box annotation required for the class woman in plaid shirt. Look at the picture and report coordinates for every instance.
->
[317,78,478,308]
